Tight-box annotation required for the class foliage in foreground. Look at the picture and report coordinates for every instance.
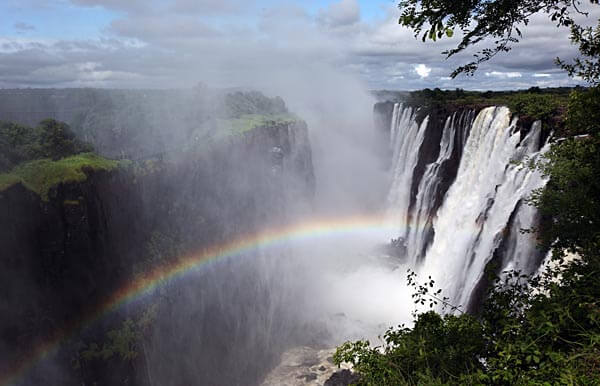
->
[335,258,600,385]
[334,87,600,385]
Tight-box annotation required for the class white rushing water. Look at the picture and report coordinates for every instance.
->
[386,103,428,235]
[404,110,474,265]
[386,105,549,308]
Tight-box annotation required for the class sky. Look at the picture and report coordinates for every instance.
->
[1,0,599,90]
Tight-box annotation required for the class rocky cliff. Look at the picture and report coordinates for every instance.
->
[0,113,315,385]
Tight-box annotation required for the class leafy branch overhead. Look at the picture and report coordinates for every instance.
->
[398,0,600,80]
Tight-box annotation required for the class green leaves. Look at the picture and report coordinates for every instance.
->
[565,86,600,136]
[506,93,561,122]
[334,311,485,385]
[78,304,158,364]
[527,92,600,257]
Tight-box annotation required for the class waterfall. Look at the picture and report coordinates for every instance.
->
[404,110,474,264]
[386,103,428,240]
[386,105,549,308]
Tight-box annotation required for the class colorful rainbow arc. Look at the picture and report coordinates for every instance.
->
[1,214,399,386]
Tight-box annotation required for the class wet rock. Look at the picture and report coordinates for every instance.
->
[296,373,318,381]
[324,369,360,386]
[261,347,352,386]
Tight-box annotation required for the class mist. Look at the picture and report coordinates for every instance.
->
[0,2,421,385]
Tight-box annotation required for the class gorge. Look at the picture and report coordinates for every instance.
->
[0,88,553,385]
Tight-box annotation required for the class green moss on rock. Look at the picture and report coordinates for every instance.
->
[0,152,124,200]
[0,173,21,192]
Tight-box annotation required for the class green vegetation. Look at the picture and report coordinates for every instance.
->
[0,173,21,192]
[0,153,122,200]
[335,310,486,385]
[0,119,93,172]
[78,304,158,364]
[216,113,298,136]
[401,87,570,133]
[75,230,181,383]
[528,88,600,257]
[335,258,600,384]
[224,91,288,118]
[0,118,130,199]
[505,93,563,122]
[564,86,600,136]
[212,91,298,137]
[409,87,568,115]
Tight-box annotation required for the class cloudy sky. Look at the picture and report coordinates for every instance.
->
[1,0,599,90]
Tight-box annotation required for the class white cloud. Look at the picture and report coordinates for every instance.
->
[485,71,522,78]
[0,0,597,89]
[414,64,431,79]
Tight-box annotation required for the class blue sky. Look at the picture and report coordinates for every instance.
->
[1,1,116,39]
[0,0,597,89]
[306,0,392,20]
[1,0,391,39]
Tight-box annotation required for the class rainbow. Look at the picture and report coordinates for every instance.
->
[1,214,399,386]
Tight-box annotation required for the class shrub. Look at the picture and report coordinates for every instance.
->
[507,93,561,121]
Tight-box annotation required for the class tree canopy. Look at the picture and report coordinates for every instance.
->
[0,119,93,172]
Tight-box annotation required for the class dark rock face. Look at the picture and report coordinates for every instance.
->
[325,370,361,386]
[0,121,314,386]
